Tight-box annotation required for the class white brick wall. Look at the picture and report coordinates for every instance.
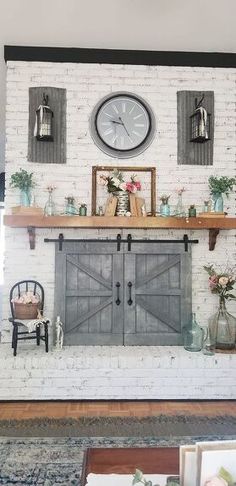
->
[1,60,236,399]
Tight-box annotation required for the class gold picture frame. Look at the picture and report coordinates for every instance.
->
[91,165,156,216]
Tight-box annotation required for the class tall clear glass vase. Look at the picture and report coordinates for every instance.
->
[208,297,236,350]
[44,191,56,216]
[175,193,186,217]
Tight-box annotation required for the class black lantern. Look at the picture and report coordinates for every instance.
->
[34,93,53,141]
[190,95,211,143]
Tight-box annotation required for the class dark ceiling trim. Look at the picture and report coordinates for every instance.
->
[4,45,236,68]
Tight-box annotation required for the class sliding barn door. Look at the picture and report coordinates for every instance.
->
[55,242,124,345]
[123,242,192,345]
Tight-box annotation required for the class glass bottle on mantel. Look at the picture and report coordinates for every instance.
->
[79,203,87,216]
[183,313,204,352]
[44,188,56,216]
[202,326,215,356]
[212,193,224,212]
[160,196,170,217]
[175,193,186,217]
[208,297,236,350]
[20,189,31,207]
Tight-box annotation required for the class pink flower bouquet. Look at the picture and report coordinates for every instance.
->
[98,170,141,194]
[204,264,236,300]
[11,291,40,305]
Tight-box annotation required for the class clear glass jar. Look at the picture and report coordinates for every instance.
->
[65,197,78,215]
[44,191,56,216]
[175,193,186,217]
[208,297,236,350]
[203,200,210,212]
[183,313,204,352]
[160,199,170,217]
[98,205,104,216]
[202,326,215,356]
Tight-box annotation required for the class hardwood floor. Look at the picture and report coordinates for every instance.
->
[0,401,235,420]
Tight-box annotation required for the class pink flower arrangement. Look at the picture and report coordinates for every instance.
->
[11,291,40,305]
[204,264,236,300]
[126,179,141,193]
[98,170,141,194]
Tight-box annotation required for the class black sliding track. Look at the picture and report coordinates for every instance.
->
[44,233,199,252]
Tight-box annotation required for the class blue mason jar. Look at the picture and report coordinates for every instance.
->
[212,193,223,212]
[20,189,31,206]
[160,197,170,217]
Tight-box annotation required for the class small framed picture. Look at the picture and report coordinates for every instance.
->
[196,440,236,486]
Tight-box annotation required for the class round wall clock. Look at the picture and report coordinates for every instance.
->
[89,92,156,158]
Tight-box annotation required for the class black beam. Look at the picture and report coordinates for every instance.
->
[4,45,236,68]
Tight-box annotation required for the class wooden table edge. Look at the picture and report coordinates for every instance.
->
[81,447,179,486]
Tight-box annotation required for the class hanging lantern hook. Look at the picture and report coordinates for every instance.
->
[195,94,205,110]
[43,93,49,106]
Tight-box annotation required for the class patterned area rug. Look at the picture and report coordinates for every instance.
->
[0,415,236,437]
[1,434,236,485]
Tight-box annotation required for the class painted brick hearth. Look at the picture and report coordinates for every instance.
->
[0,344,235,400]
[1,57,236,399]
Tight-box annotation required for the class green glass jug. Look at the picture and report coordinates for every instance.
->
[183,313,204,352]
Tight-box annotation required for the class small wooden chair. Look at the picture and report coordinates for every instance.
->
[9,280,49,356]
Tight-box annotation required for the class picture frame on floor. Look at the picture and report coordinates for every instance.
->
[196,440,236,486]
[179,445,196,486]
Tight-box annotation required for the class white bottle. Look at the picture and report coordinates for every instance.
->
[55,315,64,349]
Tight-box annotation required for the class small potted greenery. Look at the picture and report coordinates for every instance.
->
[208,176,236,212]
[132,469,179,486]
[10,168,35,206]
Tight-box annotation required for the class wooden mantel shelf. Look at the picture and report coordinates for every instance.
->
[4,215,236,250]
[4,215,236,229]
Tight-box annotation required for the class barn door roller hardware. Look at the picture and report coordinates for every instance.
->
[44,233,199,252]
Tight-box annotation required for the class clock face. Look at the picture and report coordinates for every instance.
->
[90,92,155,158]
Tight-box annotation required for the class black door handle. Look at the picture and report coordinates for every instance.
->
[115,282,121,305]
[127,281,133,305]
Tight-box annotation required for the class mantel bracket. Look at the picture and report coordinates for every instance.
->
[27,226,35,250]
[209,228,220,251]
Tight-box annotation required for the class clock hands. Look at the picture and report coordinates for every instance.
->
[111,120,123,125]
[118,116,130,137]
[111,117,130,137]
